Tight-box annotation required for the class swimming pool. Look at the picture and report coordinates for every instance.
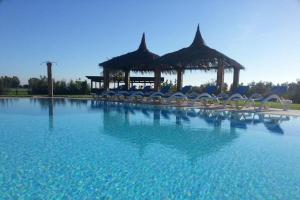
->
[0,98,300,199]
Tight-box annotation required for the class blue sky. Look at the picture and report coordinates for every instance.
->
[0,0,300,85]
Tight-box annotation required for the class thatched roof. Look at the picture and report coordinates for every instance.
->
[99,33,159,72]
[157,25,245,71]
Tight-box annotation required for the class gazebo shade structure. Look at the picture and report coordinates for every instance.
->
[99,34,161,91]
[157,25,245,92]
[86,76,164,93]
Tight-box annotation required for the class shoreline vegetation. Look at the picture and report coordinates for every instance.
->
[1,76,300,110]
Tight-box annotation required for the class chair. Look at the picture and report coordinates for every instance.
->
[98,90,116,100]
[147,85,172,102]
[258,86,292,111]
[127,86,154,102]
[222,86,249,108]
[141,86,154,96]
[190,86,218,106]
[113,86,137,101]
[165,85,193,103]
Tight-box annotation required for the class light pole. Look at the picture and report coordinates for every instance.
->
[42,61,56,97]
[47,62,53,97]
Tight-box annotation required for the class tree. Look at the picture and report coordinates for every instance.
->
[28,76,48,94]
[80,81,89,94]
[288,81,300,103]
[11,76,20,88]
[0,76,21,94]
[111,70,124,87]
[54,80,68,95]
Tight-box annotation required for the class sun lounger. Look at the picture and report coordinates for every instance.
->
[147,85,172,102]
[258,86,292,111]
[127,86,154,102]
[112,86,138,101]
[222,86,249,108]
[165,85,192,104]
[190,86,218,106]
[98,90,116,100]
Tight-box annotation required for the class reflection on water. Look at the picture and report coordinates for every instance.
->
[91,101,290,134]
[48,98,54,131]
[28,98,89,131]
[0,98,19,107]
[0,98,298,199]
[103,110,237,162]
[0,98,291,136]
[89,101,291,162]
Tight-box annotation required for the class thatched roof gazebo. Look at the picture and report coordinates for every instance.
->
[157,25,245,92]
[99,33,161,91]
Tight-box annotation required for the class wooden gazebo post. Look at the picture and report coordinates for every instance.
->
[154,68,161,92]
[103,67,110,91]
[176,68,183,91]
[124,69,130,90]
[217,61,225,93]
[90,79,93,91]
[232,67,240,91]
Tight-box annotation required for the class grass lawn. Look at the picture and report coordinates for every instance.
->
[233,101,300,110]
[5,88,29,95]
[263,102,300,110]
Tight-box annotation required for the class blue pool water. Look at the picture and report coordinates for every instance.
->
[0,98,300,199]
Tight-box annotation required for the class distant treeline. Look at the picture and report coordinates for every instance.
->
[0,76,20,89]
[248,81,300,103]
[0,76,90,95]
[0,76,21,94]
[1,75,300,103]
[28,76,90,95]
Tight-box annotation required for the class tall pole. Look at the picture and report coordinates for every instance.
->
[46,62,53,97]
[124,70,130,91]
[217,61,225,93]
[103,67,110,91]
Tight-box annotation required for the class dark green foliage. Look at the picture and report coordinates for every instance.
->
[28,76,90,95]
[248,82,273,96]
[287,80,300,103]
[28,76,48,94]
[0,76,21,94]
[54,80,68,95]
[68,80,82,95]
[79,81,89,95]
[242,82,300,103]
